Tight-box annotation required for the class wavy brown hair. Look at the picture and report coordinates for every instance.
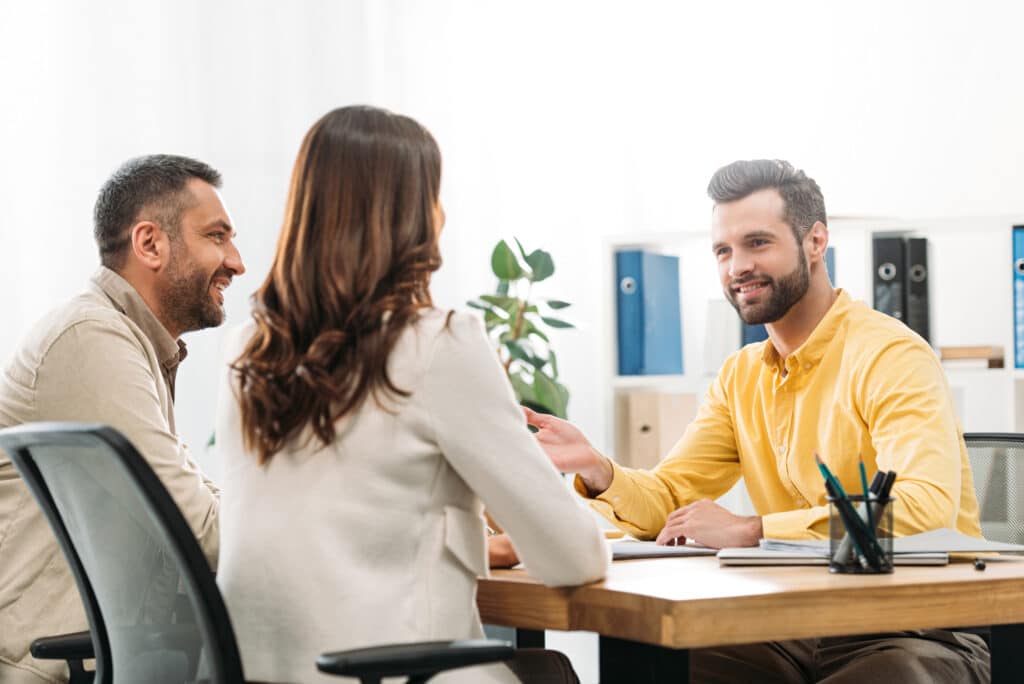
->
[232,106,443,464]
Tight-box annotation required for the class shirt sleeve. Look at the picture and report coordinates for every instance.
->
[35,320,220,567]
[577,369,743,540]
[858,339,962,535]
[421,313,609,587]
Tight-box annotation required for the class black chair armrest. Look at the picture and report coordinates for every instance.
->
[317,639,513,681]
[30,631,94,661]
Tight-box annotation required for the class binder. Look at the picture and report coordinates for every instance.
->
[1015,226,1024,368]
[905,237,930,342]
[740,246,835,345]
[872,236,907,323]
[615,250,683,375]
[614,390,697,469]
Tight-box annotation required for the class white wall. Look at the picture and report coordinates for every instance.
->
[3,0,1023,489]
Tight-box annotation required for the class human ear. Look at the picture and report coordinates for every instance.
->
[129,221,169,272]
[805,221,829,263]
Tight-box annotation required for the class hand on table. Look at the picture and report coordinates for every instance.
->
[488,533,519,568]
[655,499,763,549]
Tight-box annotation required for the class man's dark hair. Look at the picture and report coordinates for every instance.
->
[707,159,826,242]
[94,154,222,270]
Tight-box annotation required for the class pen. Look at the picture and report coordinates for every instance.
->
[858,457,874,533]
[817,454,883,570]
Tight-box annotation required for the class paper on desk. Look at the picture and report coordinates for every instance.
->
[611,539,718,559]
[760,528,1024,555]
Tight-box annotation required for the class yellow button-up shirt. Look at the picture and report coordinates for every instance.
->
[586,290,983,541]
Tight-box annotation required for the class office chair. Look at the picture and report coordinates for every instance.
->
[963,432,1024,545]
[0,423,512,684]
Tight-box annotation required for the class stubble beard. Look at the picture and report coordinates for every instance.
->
[162,241,226,335]
[727,249,810,326]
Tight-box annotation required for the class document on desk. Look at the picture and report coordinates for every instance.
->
[611,539,717,560]
[717,548,948,566]
[760,528,1024,555]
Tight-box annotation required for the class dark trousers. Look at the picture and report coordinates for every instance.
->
[692,630,990,683]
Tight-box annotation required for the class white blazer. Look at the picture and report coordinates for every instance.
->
[216,310,609,684]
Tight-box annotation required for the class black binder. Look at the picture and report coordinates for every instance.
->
[872,236,907,323]
[905,237,930,342]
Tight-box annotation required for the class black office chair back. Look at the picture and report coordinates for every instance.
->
[964,432,1024,545]
[0,422,244,684]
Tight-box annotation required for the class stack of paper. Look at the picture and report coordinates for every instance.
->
[719,528,1024,567]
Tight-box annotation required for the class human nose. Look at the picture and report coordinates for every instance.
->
[728,248,753,280]
[225,241,246,276]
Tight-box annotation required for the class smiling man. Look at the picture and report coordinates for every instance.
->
[525,160,988,682]
[0,155,244,684]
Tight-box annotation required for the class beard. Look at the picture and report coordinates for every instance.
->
[726,248,810,325]
[162,242,227,334]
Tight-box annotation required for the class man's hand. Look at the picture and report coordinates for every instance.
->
[488,533,520,568]
[522,407,613,494]
[654,499,763,549]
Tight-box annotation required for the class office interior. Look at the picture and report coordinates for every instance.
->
[3,2,1024,682]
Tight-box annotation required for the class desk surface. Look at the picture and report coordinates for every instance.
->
[478,556,1024,649]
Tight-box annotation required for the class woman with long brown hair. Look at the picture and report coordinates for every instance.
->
[215,105,608,683]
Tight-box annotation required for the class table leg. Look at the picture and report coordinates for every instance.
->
[516,628,545,649]
[991,623,1024,684]
[599,635,690,683]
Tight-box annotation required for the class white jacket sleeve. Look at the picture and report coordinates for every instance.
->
[421,312,609,587]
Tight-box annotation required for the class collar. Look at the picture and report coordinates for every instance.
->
[761,289,849,373]
[90,267,187,372]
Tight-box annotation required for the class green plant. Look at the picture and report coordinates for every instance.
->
[467,238,574,418]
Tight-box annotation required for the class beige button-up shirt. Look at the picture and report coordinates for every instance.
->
[0,267,220,684]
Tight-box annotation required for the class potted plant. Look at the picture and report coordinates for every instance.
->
[467,239,574,418]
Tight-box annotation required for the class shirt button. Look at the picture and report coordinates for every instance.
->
[777,443,786,453]
[804,363,812,370]
[613,496,620,503]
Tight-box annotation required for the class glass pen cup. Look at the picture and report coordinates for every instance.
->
[827,495,894,574]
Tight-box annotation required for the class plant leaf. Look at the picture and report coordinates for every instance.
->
[546,299,571,310]
[491,240,525,280]
[510,372,536,405]
[506,340,538,366]
[533,370,567,418]
[540,316,575,329]
[480,294,516,308]
[526,249,555,282]
[523,320,549,342]
[548,350,559,379]
[514,237,531,264]
[466,299,492,311]
[554,381,570,418]
[496,279,510,296]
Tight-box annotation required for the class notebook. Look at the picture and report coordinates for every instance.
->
[611,539,717,560]
[717,548,949,566]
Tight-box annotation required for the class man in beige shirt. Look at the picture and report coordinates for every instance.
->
[0,155,245,684]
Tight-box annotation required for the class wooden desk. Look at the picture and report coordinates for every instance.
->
[478,556,1024,682]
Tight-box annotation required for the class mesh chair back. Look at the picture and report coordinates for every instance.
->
[964,432,1024,544]
[0,423,243,684]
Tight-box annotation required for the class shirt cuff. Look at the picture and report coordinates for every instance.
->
[761,505,830,540]
[573,460,629,503]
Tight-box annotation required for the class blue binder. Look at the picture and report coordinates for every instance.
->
[616,250,683,375]
[741,246,835,346]
[1014,227,1024,368]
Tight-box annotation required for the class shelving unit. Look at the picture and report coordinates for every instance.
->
[601,214,1024,514]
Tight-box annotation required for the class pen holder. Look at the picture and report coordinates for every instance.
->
[827,495,894,574]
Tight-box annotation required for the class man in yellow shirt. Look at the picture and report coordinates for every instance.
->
[524,159,988,683]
